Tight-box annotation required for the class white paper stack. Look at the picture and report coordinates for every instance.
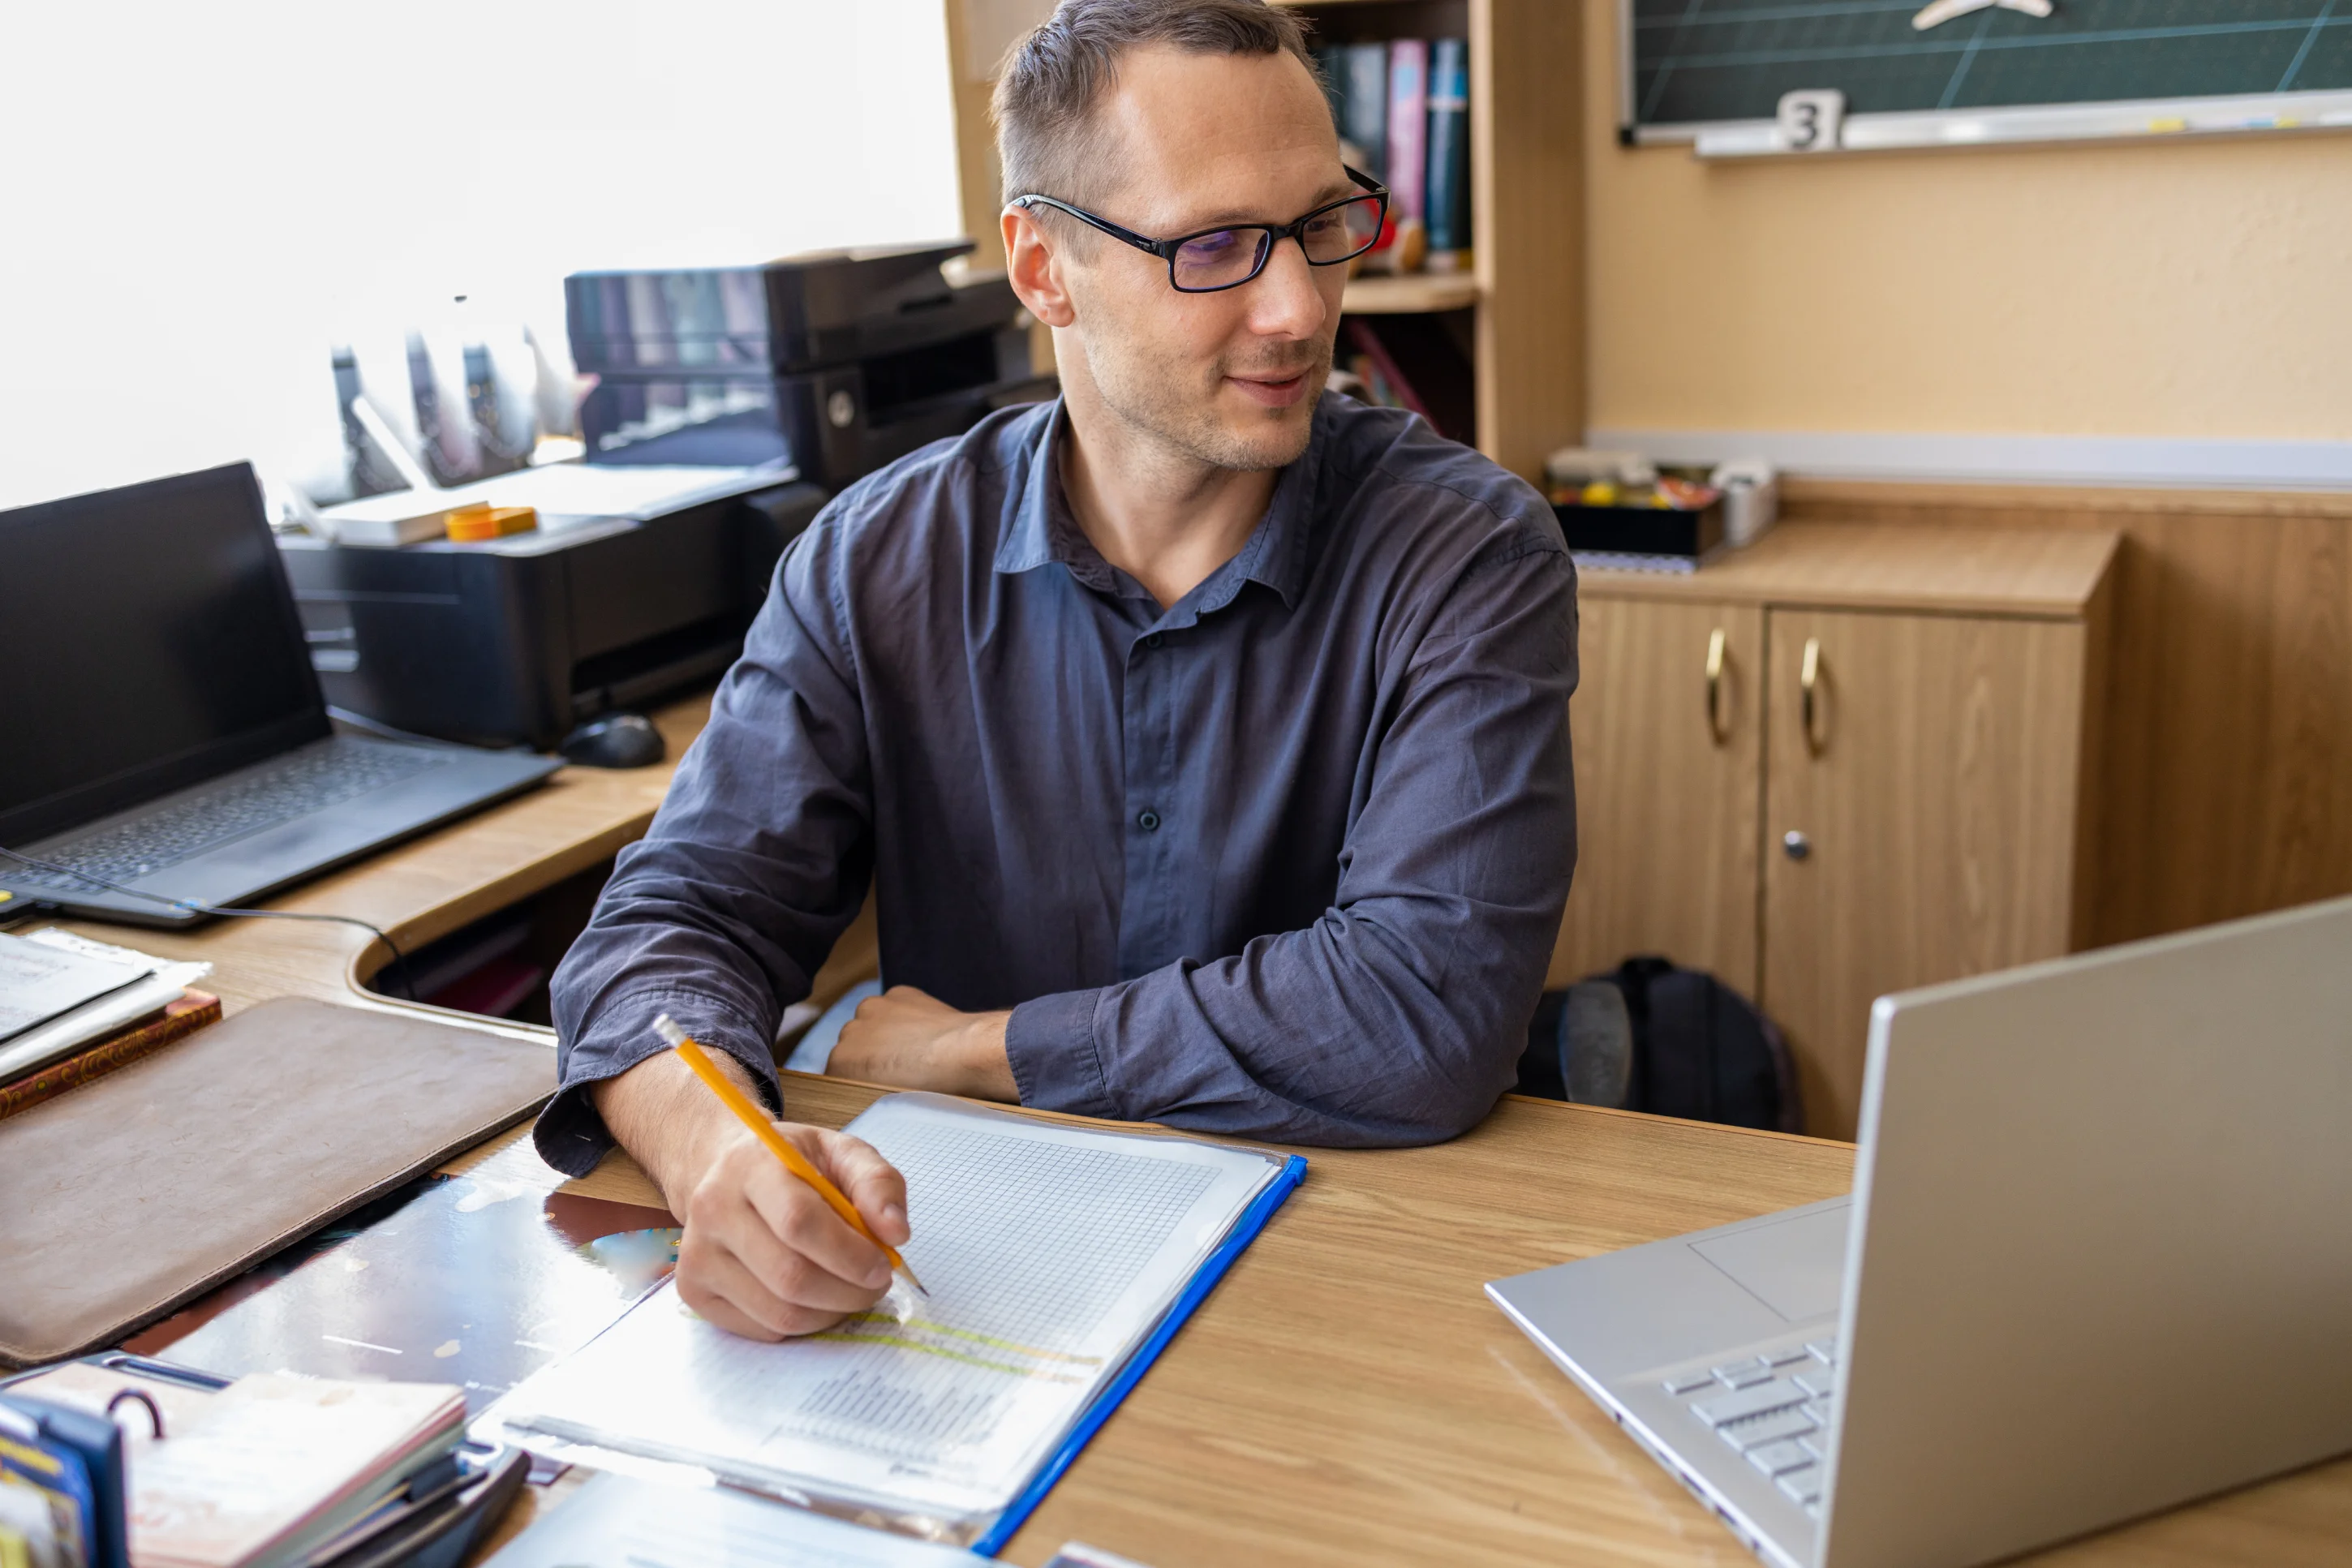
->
[0,929,209,1084]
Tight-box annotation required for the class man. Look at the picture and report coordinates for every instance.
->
[536,0,1577,1342]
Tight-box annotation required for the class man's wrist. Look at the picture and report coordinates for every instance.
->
[593,1050,763,1206]
[955,1011,1017,1101]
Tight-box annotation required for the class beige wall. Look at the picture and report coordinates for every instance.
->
[1580,3,2352,444]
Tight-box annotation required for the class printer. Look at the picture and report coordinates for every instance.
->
[565,240,1053,485]
[282,244,1051,755]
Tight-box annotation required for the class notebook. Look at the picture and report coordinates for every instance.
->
[0,931,209,1082]
[479,1093,1304,1549]
[0,931,148,1043]
[3,1364,464,1568]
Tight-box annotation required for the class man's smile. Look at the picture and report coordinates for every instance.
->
[1224,367,1314,408]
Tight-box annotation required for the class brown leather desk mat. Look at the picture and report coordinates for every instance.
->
[0,996,553,1366]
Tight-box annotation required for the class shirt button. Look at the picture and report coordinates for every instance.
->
[1137,809,1161,831]
[1143,633,1164,650]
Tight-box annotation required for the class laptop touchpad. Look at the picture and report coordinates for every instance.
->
[1691,1202,1850,1322]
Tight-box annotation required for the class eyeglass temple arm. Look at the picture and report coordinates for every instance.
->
[1012,194,1167,260]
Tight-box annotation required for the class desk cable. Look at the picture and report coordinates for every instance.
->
[0,844,415,1001]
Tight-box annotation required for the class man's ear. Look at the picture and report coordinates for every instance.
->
[1003,205,1077,329]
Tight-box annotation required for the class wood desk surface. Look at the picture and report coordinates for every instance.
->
[18,696,2346,1566]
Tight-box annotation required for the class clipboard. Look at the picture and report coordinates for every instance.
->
[974,1153,1307,1556]
[480,1096,1307,1553]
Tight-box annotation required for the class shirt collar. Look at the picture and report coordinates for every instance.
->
[992,397,1326,613]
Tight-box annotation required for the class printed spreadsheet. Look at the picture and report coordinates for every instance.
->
[488,1093,1283,1533]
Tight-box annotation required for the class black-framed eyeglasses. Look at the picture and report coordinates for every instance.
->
[1013,166,1390,294]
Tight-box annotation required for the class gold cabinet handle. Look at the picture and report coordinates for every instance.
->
[1799,636,1825,756]
[1705,627,1730,745]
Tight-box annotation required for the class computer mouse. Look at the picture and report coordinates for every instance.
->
[561,712,666,769]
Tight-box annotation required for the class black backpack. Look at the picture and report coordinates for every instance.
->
[1516,956,1803,1134]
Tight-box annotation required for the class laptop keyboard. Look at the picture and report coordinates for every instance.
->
[7,743,449,891]
[1665,1334,1842,1515]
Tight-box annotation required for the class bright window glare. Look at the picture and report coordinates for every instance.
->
[0,1,962,510]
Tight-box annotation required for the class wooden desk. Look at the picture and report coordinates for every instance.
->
[23,696,2346,1566]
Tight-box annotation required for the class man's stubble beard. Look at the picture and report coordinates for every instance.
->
[1085,313,1334,475]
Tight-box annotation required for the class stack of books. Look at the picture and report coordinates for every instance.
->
[2,1362,471,1568]
[1317,36,1473,275]
[0,928,220,1121]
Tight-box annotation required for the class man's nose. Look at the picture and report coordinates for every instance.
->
[1245,235,1327,340]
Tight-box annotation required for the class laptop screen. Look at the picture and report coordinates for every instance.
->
[0,462,328,847]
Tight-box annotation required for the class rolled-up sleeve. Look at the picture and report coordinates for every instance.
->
[533,520,875,1177]
[1006,539,1578,1146]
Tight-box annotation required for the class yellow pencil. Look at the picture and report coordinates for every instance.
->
[653,1014,927,1298]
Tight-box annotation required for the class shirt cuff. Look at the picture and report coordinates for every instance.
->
[1004,986,1116,1119]
[533,990,779,1178]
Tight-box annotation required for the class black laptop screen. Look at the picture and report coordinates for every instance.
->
[0,463,328,846]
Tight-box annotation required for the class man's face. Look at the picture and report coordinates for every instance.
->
[1057,45,1352,473]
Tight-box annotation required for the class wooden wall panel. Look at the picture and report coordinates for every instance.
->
[1780,483,2352,951]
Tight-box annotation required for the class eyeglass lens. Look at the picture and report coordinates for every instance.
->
[1169,195,1386,290]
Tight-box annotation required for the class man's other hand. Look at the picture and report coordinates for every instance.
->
[828,985,1017,1102]
[591,1053,909,1340]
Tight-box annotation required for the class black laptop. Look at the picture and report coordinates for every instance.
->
[0,463,561,926]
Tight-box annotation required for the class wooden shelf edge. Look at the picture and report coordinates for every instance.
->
[1342,273,1481,314]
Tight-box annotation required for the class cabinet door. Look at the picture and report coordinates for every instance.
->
[1551,597,1763,993]
[1763,609,2088,1139]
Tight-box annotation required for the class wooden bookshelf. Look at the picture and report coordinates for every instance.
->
[940,0,1584,483]
[1341,273,1481,314]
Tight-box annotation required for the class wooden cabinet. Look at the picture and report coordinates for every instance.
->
[1554,525,2118,1139]
[1551,598,1761,993]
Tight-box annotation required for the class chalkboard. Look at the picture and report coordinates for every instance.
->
[1627,0,2352,132]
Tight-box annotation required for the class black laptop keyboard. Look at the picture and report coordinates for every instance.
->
[7,743,450,891]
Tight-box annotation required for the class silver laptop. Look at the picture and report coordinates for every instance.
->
[0,463,559,927]
[1488,896,2352,1568]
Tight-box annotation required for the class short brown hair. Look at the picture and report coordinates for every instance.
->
[991,0,1320,212]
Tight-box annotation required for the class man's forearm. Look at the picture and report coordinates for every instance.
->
[826,986,1017,1100]
[591,1050,763,1207]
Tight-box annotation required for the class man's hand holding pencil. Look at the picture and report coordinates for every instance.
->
[588,1020,914,1341]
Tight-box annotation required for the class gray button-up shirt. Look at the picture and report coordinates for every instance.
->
[536,393,1577,1172]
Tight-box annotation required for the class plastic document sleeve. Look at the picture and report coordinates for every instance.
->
[474,1093,1306,1553]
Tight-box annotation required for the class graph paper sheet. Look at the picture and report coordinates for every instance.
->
[484,1093,1284,1531]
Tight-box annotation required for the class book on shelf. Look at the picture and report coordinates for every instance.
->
[1381,40,1430,273]
[1316,33,1470,281]
[1336,42,1390,179]
[1385,40,1428,224]
[1344,319,1430,422]
[1425,37,1472,270]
